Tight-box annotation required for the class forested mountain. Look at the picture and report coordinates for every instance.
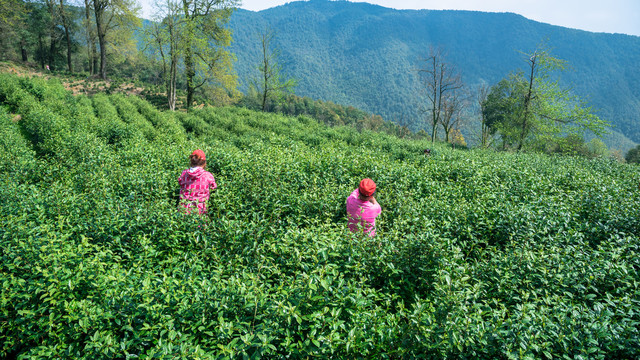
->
[227,0,640,151]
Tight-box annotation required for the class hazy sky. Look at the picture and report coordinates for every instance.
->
[229,0,640,36]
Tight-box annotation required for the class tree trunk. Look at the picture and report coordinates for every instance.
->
[59,0,72,72]
[430,100,438,142]
[93,0,107,79]
[261,64,268,112]
[430,58,438,143]
[47,0,56,71]
[518,53,537,151]
[49,40,56,70]
[185,46,194,108]
[20,39,28,62]
[182,0,194,109]
[92,47,98,75]
[431,119,438,142]
[97,31,106,79]
[168,55,177,111]
[38,36,45,68]
[84,0,93,74]
[260,31,269,111]
[166,19,177,111]
[48,29,56,70]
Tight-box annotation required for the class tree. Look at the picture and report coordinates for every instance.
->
[585,138,608,158]
[92,0,140,79]
[416,47,464,143]
[482,76,527,149]
[24,1,51,68]
[253,28,296,112]
[0,0,27,60]
[146,0,181,110]
[179,0,238,108]
[40,0,78,72]
[148,0,238,109]
[483,46,609,151]
[476,84,495,148]
[57,0,74,72]
[83,0,98,74]
[43,0,60,70]
[3,0,78,70]
[626,145,640,164]
[439,87,467,144]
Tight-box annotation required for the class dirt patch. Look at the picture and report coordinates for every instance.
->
[0,61,188,110]
[0,61,42,77]
[0,61,147,97]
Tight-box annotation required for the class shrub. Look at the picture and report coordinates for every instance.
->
[1,72,639,359]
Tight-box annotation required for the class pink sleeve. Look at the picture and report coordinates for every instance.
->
[178,170,186,185]
[207,172,217,189]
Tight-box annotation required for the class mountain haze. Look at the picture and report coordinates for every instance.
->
[228,0,640,151]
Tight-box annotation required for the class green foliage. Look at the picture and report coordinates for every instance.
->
[0,107,36,173]
[483,48,609,151]
[238,92,409,136]
[2,73,640,358]
[532,134,612,159]
[0,0,27,60]
[250,27,297,111]
[228,1,640,150]
[626,145,640,164]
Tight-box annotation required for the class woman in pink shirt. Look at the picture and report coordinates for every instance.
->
[346,178,382,236]
[178,149,217,214]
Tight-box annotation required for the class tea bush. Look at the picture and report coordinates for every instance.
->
[1,73,639,359]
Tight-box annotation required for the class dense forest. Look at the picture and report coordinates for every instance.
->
[228,0,640,152]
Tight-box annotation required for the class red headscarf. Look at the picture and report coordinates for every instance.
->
[359,178,376,197]
[191,149,206,161]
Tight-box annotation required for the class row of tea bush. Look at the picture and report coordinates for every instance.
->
[1,73,639,359]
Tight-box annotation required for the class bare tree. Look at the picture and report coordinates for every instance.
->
[416,47,464,143]
[477,84,494,148]
[439,88,466,143]
[517,51,538,151]
[254,27,296,111]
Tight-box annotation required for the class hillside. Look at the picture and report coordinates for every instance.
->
[2,71,640,357]
[228,0,640,152]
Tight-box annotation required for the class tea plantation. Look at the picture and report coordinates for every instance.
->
[1,73,639,359]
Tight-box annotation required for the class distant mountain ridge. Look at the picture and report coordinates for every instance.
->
[227,0,640,151]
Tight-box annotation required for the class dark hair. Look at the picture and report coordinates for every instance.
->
[189,154,206,168]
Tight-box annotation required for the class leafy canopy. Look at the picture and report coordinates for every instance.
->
[482,47,609,150]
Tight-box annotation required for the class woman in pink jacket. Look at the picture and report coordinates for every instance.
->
[346,178,382,236]
[178,149,217,214]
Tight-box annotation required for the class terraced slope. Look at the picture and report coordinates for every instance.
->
[1,73,639,358]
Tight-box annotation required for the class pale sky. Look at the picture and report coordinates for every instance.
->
[229,0,640,37]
